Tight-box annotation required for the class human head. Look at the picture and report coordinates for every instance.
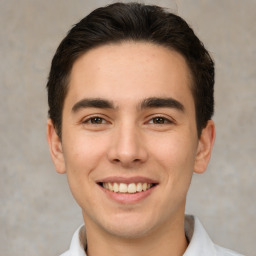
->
[47,2,214,138]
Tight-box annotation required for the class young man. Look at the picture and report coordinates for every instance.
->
[46,3,243,256]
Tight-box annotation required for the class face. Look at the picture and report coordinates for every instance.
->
[47,42,215,239]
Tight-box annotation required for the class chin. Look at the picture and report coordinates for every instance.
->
[100,213,157,239]
[105,223,153,239]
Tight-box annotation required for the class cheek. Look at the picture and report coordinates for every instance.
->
[62,135,109,206]
[62,134,109,176]
[150,134,197,169]
[148,131,198,199]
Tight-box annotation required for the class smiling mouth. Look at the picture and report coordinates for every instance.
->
[98,182,157,194]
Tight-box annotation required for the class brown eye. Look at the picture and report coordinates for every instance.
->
[152,117,170,124]
[89,117,104,124]
[82,116,107,125]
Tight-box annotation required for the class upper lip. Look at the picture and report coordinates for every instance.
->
[96,176,159,184]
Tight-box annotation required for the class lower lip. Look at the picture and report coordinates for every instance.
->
[99,185,157,204]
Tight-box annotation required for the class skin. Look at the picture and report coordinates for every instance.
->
[47,42,215,256]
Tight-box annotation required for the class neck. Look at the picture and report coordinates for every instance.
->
[83,214,188,256]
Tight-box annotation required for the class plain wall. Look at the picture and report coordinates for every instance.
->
[0,0,255,255]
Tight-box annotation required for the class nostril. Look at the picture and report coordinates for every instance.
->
[112,158,140,164]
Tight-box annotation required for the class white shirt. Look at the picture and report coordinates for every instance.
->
[60,215,244,256]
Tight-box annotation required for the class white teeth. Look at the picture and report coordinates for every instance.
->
[102,182,153,193]
[127,183,136,193]
[137,183,142,192]
[113,183,119,192]
[119,183,128,193]
[103,183,108,189]
[108,183,113,191]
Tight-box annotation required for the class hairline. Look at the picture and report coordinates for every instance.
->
[58,39,197,134]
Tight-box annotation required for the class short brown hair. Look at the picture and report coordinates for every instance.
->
[47,2,214,138]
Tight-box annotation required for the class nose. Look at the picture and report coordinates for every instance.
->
[107,123,148,168]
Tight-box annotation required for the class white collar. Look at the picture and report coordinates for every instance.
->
[184,215,216,255]
[62,215,242,256]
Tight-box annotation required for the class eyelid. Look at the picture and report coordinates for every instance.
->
[145,114,176,125]
[80,114,111,124]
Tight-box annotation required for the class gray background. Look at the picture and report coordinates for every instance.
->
[0,0,255,255]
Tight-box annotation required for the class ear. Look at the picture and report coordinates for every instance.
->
[194,120,216,174]
[46,119,66,174]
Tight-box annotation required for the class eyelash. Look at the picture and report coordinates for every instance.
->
[81,115,109,125]
[81,115,174,126]
[147,116,174,125]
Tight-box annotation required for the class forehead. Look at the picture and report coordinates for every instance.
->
[67,42,194,107]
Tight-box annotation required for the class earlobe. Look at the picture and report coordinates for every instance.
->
[46,119,66,174]
[194,120,216,174]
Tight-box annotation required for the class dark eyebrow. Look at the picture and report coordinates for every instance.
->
[140,97,184,112]
[72,98,115,112]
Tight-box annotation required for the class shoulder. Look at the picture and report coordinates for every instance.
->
[214,245,245,256]
[58,224,87,256]
[184,215,244,256]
